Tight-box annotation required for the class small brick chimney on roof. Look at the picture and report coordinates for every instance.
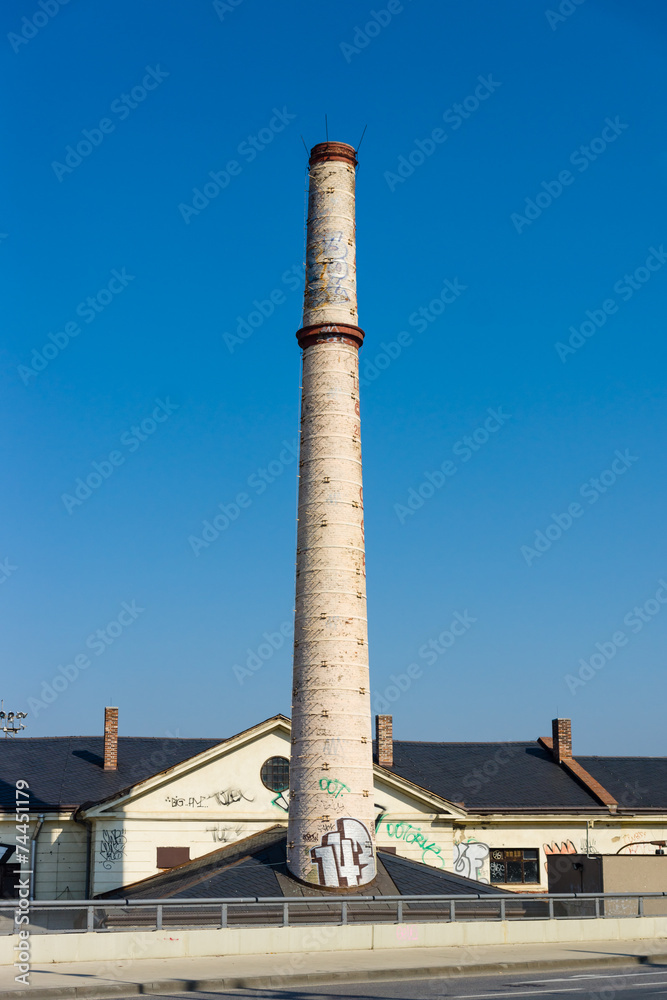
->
[552,717,572,763]
[376,714,393,767]
[104,707,118,771]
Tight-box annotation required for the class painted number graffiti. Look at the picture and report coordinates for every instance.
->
[99,829,126,870]
[385,822,444,868]
[311,817,376,888]
[453,841,489,882]
[319,777,349,798]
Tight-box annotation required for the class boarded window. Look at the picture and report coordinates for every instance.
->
[156,847,190,869]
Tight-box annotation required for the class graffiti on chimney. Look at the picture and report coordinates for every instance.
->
[319,777,349,798]
[311,817,375,887]
[453,839,489,882]
[99,829,126,869]
[165,795,206,808]
[207,823,244,844]
[271,790,290,812]
[322,737,343,755]
[385,822,445,868]
[209,787,255,807]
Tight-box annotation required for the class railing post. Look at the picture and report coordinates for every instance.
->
[638,896,644,917]
[156,904,163,930]
[283,901,289,926]
[221,903,227,928]
[397,900,403,924]
[500,898,506,921]
[450,900,456,922]
[548,898,554,920]
[86,906,94,931]
[594,897,600,918]
[341,901,347,925]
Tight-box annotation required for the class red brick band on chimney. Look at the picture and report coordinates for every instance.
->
[296,323,365,351]
[104,707,118,771]
[309,141,358,168]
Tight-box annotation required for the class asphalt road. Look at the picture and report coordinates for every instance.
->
[145,966,667,1000]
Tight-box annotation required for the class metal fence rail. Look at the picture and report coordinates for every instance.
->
[2,892,666,935]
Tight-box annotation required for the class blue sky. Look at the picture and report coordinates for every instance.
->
[2,0,666,753]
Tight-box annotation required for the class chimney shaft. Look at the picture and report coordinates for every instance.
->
[376,715,393,767]
[552,717,572,763]
[287,141,376,890]
[104,707,118,771]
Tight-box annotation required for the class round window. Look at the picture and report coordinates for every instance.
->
[260,756,290,792]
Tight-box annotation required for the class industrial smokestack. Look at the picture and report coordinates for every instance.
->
[287,141,376,890]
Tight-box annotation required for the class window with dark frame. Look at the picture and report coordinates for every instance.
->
[260,756,290,792]
[489,848,540,883]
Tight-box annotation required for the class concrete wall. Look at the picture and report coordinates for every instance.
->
[2,916,666,967]
[604,856,667,893]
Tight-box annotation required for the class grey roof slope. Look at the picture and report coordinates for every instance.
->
[0,736,221,811]
[2,731,667,814]
[98,827,509,899]
[381,741,609,810]
[579,757,667,809]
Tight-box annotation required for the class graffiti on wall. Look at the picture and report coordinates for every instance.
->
[311,817,375,888]
[385,822,444,868]
[165,795,206,808]
[99,829,126,870]
[208,787,254,806]
[206,823,244,844]
[617,831,651,854]
[271,790,290,812]
[453,840,489,882]
[543,839,576,872]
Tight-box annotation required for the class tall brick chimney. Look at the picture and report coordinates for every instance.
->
[287,140,376,890]
[104,707,118,771]
[552,717,572,763]
[376,714,393,767]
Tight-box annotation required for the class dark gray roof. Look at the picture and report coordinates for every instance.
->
[98,828,508,899]
[2,730,667,815]
[0,736,221,811]
[382,741,608,810]
[579,757,667,809]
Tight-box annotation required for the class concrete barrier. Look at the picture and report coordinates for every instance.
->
[2,916,666,966]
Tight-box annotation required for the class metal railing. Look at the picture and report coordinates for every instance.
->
[2,891,667,934]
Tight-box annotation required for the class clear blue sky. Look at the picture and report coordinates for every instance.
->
[3,0,666,754]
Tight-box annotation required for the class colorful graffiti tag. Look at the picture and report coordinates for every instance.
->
[385,822,444,868]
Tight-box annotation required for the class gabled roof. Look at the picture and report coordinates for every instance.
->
[2,720,666,815]
[579,757,667,809]
[0,735,222,811]
[98,827,510,899]
[381,741,612,811]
